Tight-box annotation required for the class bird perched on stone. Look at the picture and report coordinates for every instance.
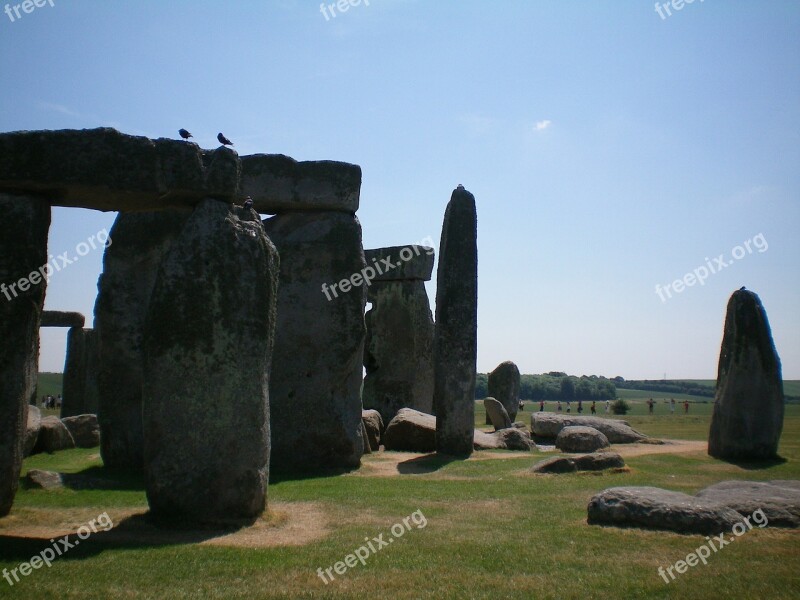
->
[217,132,234,146]
[740,286,747,291]
[243,196,253,210]
[178,128,192,140]
[457,184,465,190]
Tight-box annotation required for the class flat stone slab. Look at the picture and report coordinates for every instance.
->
[588,486,747,535]
[40,311,85,328]
[364,245,435,281]
[532,413,647,444]
[531,452,625,474]
[0,128,361,214]
[696,480,800,528]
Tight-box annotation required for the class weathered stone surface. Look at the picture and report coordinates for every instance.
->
[363,245,435,282]
[363,279,435,424]
[556,426,610,453]
[531,452,625,474]
[61,414,100,448]
[384,408,437,453]
[484,397,512,430]
[696,480,800,528]
[0,194,49,517]
[708,289,784,460]
[24,470,64,490]
[474,428,534,451]
[41,311,85,328]
[95,209,190,469]
[33,416,76,454]
[587,487,743,534]
[433,187,478,457]
[61,328,100,418]
[143,199,278,524]
[362,409,384,452]
[24,405,41,457]
[0,128,241,210]
[573,451,626,472]
[531,413,647,444]
[360,422,372,455]
[241,154,361,214]
[488,361,521,423]
[263,211,365,471]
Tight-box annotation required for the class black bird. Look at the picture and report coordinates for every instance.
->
[217,132,234,146]
[457,184,465,190]
[740,286,746,291]
[178,128,192,140]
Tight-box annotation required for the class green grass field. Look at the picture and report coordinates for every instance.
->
[2,396,798,599]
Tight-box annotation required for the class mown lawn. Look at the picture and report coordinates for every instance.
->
[1,407,798,599]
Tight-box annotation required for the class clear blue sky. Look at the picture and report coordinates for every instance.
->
[1,0,798,379]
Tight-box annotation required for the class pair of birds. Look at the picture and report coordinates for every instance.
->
[178,129,233,147]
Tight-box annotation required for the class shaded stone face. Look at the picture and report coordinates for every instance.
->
[61,328,100,418]
[263,211,366,471]
[483,397,512,430]
[708,289,784,460]
[363,245,435,282]
[41,311,85,328]
[433,188,478,457]
[142,199,278,525]
[487,361,521,423]
[94,209,190,470]
[0,194,50,517]
[363,279,435,424]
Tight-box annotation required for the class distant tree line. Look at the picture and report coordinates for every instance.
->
[612,378,715,398]
[475,372,616,401]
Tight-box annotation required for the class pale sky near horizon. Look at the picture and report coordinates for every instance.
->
[1,1,798,379]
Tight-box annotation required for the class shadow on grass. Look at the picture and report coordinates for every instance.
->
[715,455,788,470]
[269,465,359,484]
[397,453,461,474]
[21,466,145,492]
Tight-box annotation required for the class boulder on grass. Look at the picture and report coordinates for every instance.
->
[531,452,625,474]
[361,409,384,451]
[24,405,41,457]
[473,428,533,451]
[61,414,100,448]
[696,480,800,528]
[556,426,610,453]
[532,412,647,444]
[484,397,512,430]
[530,456,578,474]
[587,486,742,535]
[25,470,63,490]
[384,408,436,452]
[32,417,76,454]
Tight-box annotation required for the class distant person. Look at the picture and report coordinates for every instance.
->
[647,398,655,414]
[670,398,676,414]
[590,401,596,415]
[519,400,525,413]
[684,400,689,414]
[605,400,610,414]
[539,400,545,412]
[577,400,583,413]
[557,401,562,412]
[566,400,571,413]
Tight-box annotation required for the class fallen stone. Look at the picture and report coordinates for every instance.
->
[362,410,384,451]
[24,405,41,457]
[531,413,647,444]
[0,194,50,517]
[61,414,100,448]
[142,199,278,525]
[531,452,625,474]
[709,289,785,460]
[530,456,578,474]
[433,187,478,457]
[363,245,435,281]
[587,486,743,535]
[363,279,435,424]
[264,211,366,471]
[696,480,800,528]
[25,470,63,490]
[556,426,610,453]
[488,361,521,423]
[485,428,534,451]
[41,311,85,328]
[484,397,512,430]
[33,416,76,454]
[384,408,436,453]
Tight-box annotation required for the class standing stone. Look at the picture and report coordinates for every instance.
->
[486,361,521,424]
[142,199,278,524]
[0,194,49,516]
[433,187,478,457]
[95,209,189,469]
[263,211,366,471]
[61,328,100,418]
[363,245,435,424]
[484,397,512,430]
[709,289,784,460]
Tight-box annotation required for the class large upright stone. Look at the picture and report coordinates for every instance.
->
[433,187,478,457]
[61,328,100,418]
[142,199,278,524]
[708,289,784,460]
[95,209,190,469]
[362,247,435,425]
[0,194,50,516]
[487,361,521,424]
[263,212,366,471]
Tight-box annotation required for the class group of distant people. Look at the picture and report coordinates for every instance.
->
[528,398,692,414]
[39,394,62,409]
[648,398,690,414]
